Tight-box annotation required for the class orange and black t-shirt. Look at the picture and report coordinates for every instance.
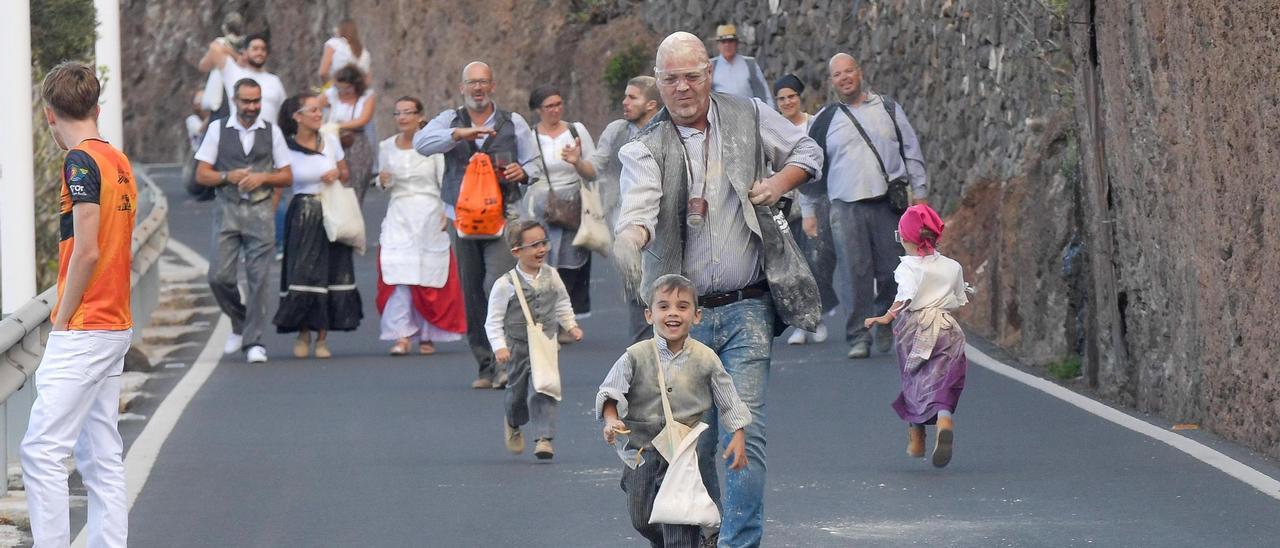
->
[55,138,137,330]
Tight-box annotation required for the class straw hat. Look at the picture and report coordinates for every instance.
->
[715,24,738,41]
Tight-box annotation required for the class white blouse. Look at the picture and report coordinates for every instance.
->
[324,37,371,81]
[324,87,372,126]
[288,133,345,195]
[534,122,596,190]
[378,136,445,201]
[893,253,969,311]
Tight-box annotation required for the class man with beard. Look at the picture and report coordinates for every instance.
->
[199,33,287,126]
[614,32,823,547]
[414,61,538,389]
[562,75,660,343]
[194,79,294,363]
[800,53,929,359]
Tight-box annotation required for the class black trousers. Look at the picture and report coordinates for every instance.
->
[450,228,516,380]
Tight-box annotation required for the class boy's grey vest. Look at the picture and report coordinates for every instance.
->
[212,121,275,203]
[631,92,820,333]
[621,338,721,449]
[441,107,521,207]
[503,266,560,344]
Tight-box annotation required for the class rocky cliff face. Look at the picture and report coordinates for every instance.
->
[1073,0,1280,454]
[120,0,1280,458]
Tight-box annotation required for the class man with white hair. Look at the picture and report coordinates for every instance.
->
[710,24,774,106]
[801,53,929,360]
[615,31,824,547]
[415,61,539,389]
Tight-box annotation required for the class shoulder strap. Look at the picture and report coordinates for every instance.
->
[567,122,580,141]
[533,126,553,187]
[509,271,538,327]
[651,339,677,426]
[836,103,891,184]
[882,97,908,167]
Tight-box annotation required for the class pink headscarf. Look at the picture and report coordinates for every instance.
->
[898,204,945,256]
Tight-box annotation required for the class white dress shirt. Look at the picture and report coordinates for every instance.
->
[193,116,292,170]
[484,265,577,352]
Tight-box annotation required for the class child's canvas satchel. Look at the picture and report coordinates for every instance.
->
[510,271,562,401]
[647,340,720,527]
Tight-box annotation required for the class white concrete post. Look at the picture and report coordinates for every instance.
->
[95,0,125,149]
[0,1,36,315]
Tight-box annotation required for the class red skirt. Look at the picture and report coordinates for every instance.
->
[375,249,467,334]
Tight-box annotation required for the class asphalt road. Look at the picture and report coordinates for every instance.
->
[123,165,1280,547]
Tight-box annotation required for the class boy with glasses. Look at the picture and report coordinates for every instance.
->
[484,221,583,460]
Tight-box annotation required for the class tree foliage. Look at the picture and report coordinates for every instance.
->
[602,43,650,101]
[31,0,97,72]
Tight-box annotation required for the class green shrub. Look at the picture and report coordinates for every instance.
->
[603,43,651,101]
[1048,354,1082,380]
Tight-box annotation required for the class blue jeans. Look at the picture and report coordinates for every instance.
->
[692,295,774,548]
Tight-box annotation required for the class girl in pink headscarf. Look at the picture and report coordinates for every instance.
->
[864,204,973,468]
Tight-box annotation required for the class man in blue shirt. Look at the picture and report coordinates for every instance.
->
[801,53,929,359]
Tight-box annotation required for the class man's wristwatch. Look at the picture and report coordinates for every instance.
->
[219,171,229,185]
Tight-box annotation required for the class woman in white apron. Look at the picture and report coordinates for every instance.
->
[375,96,466,356]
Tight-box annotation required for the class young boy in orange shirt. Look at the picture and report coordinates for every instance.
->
[20,62,137,548]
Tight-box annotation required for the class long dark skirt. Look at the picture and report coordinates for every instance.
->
[273,194,363,333]
[557,255,591,316]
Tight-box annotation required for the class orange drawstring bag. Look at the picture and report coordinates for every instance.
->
[454,152,506,239]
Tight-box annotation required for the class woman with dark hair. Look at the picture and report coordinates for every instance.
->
[322,64,377,203]
[318,19,372,85]
[526,85,597,327]
[374,96,466,356]
[776,73,837,345]
[273,92,363,359]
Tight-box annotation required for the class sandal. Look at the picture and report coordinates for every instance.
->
[419,341,436,355]
[389,338,410,356]
[314,340,332,359]
[293,331,311,359]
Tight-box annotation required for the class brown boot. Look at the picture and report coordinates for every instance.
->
[932,416,954,468]
[907,425,926,458]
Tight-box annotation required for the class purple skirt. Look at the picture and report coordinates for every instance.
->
[890,309,967,424]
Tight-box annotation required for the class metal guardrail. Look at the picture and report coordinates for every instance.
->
[0,165,169,496]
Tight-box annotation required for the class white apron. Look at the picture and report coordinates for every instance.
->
[378,141,450,287]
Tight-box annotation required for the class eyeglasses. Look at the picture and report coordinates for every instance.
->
[513,239,550,251]
[656,65,710,88]
[392,110,420,116]
[463,79,492,88]
[297,106,323,114]
[893,230,903,243]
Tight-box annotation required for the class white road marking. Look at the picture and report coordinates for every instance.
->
[966,344,1280,501]
[72,238,229,547]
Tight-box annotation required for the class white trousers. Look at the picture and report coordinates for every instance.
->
[21,329,132,548]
